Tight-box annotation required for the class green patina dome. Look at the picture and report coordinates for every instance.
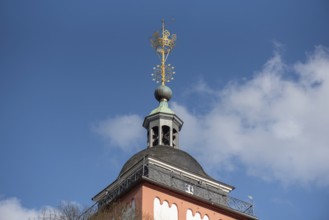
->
[149,101,175,115]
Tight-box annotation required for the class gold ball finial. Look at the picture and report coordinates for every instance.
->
[150,19,177,86]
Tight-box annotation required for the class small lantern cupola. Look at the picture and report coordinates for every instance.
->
[143,19,183,149]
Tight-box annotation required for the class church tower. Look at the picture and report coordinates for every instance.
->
[91,20,257,220]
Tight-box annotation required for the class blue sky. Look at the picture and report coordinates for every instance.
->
[1,0,329,219]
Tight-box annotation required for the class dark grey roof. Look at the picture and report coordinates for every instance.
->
[119,145,214,181]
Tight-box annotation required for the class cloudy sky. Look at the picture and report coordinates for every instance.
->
[1,0,329,219]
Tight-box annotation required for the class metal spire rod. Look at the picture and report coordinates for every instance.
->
[161,19,166,85]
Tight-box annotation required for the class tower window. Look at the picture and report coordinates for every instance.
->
[173,129,178,147]
[162,125,170,146]
[152,126,159,146]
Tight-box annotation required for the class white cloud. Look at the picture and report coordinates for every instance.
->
[172,46,329,187]
[93,114,144,152]
[0,198,88,220]
[0,197,38,220]
[183,79,217,96]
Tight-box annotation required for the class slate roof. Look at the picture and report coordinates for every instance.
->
[119,145,214,181]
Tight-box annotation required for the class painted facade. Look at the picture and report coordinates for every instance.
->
[140,182,247,220]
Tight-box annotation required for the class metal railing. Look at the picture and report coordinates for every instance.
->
[82,158,255,218]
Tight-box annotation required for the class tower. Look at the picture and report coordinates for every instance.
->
[90,20,257,220]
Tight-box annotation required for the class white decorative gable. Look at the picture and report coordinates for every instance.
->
[154,197,178,220]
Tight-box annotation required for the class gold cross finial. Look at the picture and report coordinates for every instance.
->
[150,19,177,85]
